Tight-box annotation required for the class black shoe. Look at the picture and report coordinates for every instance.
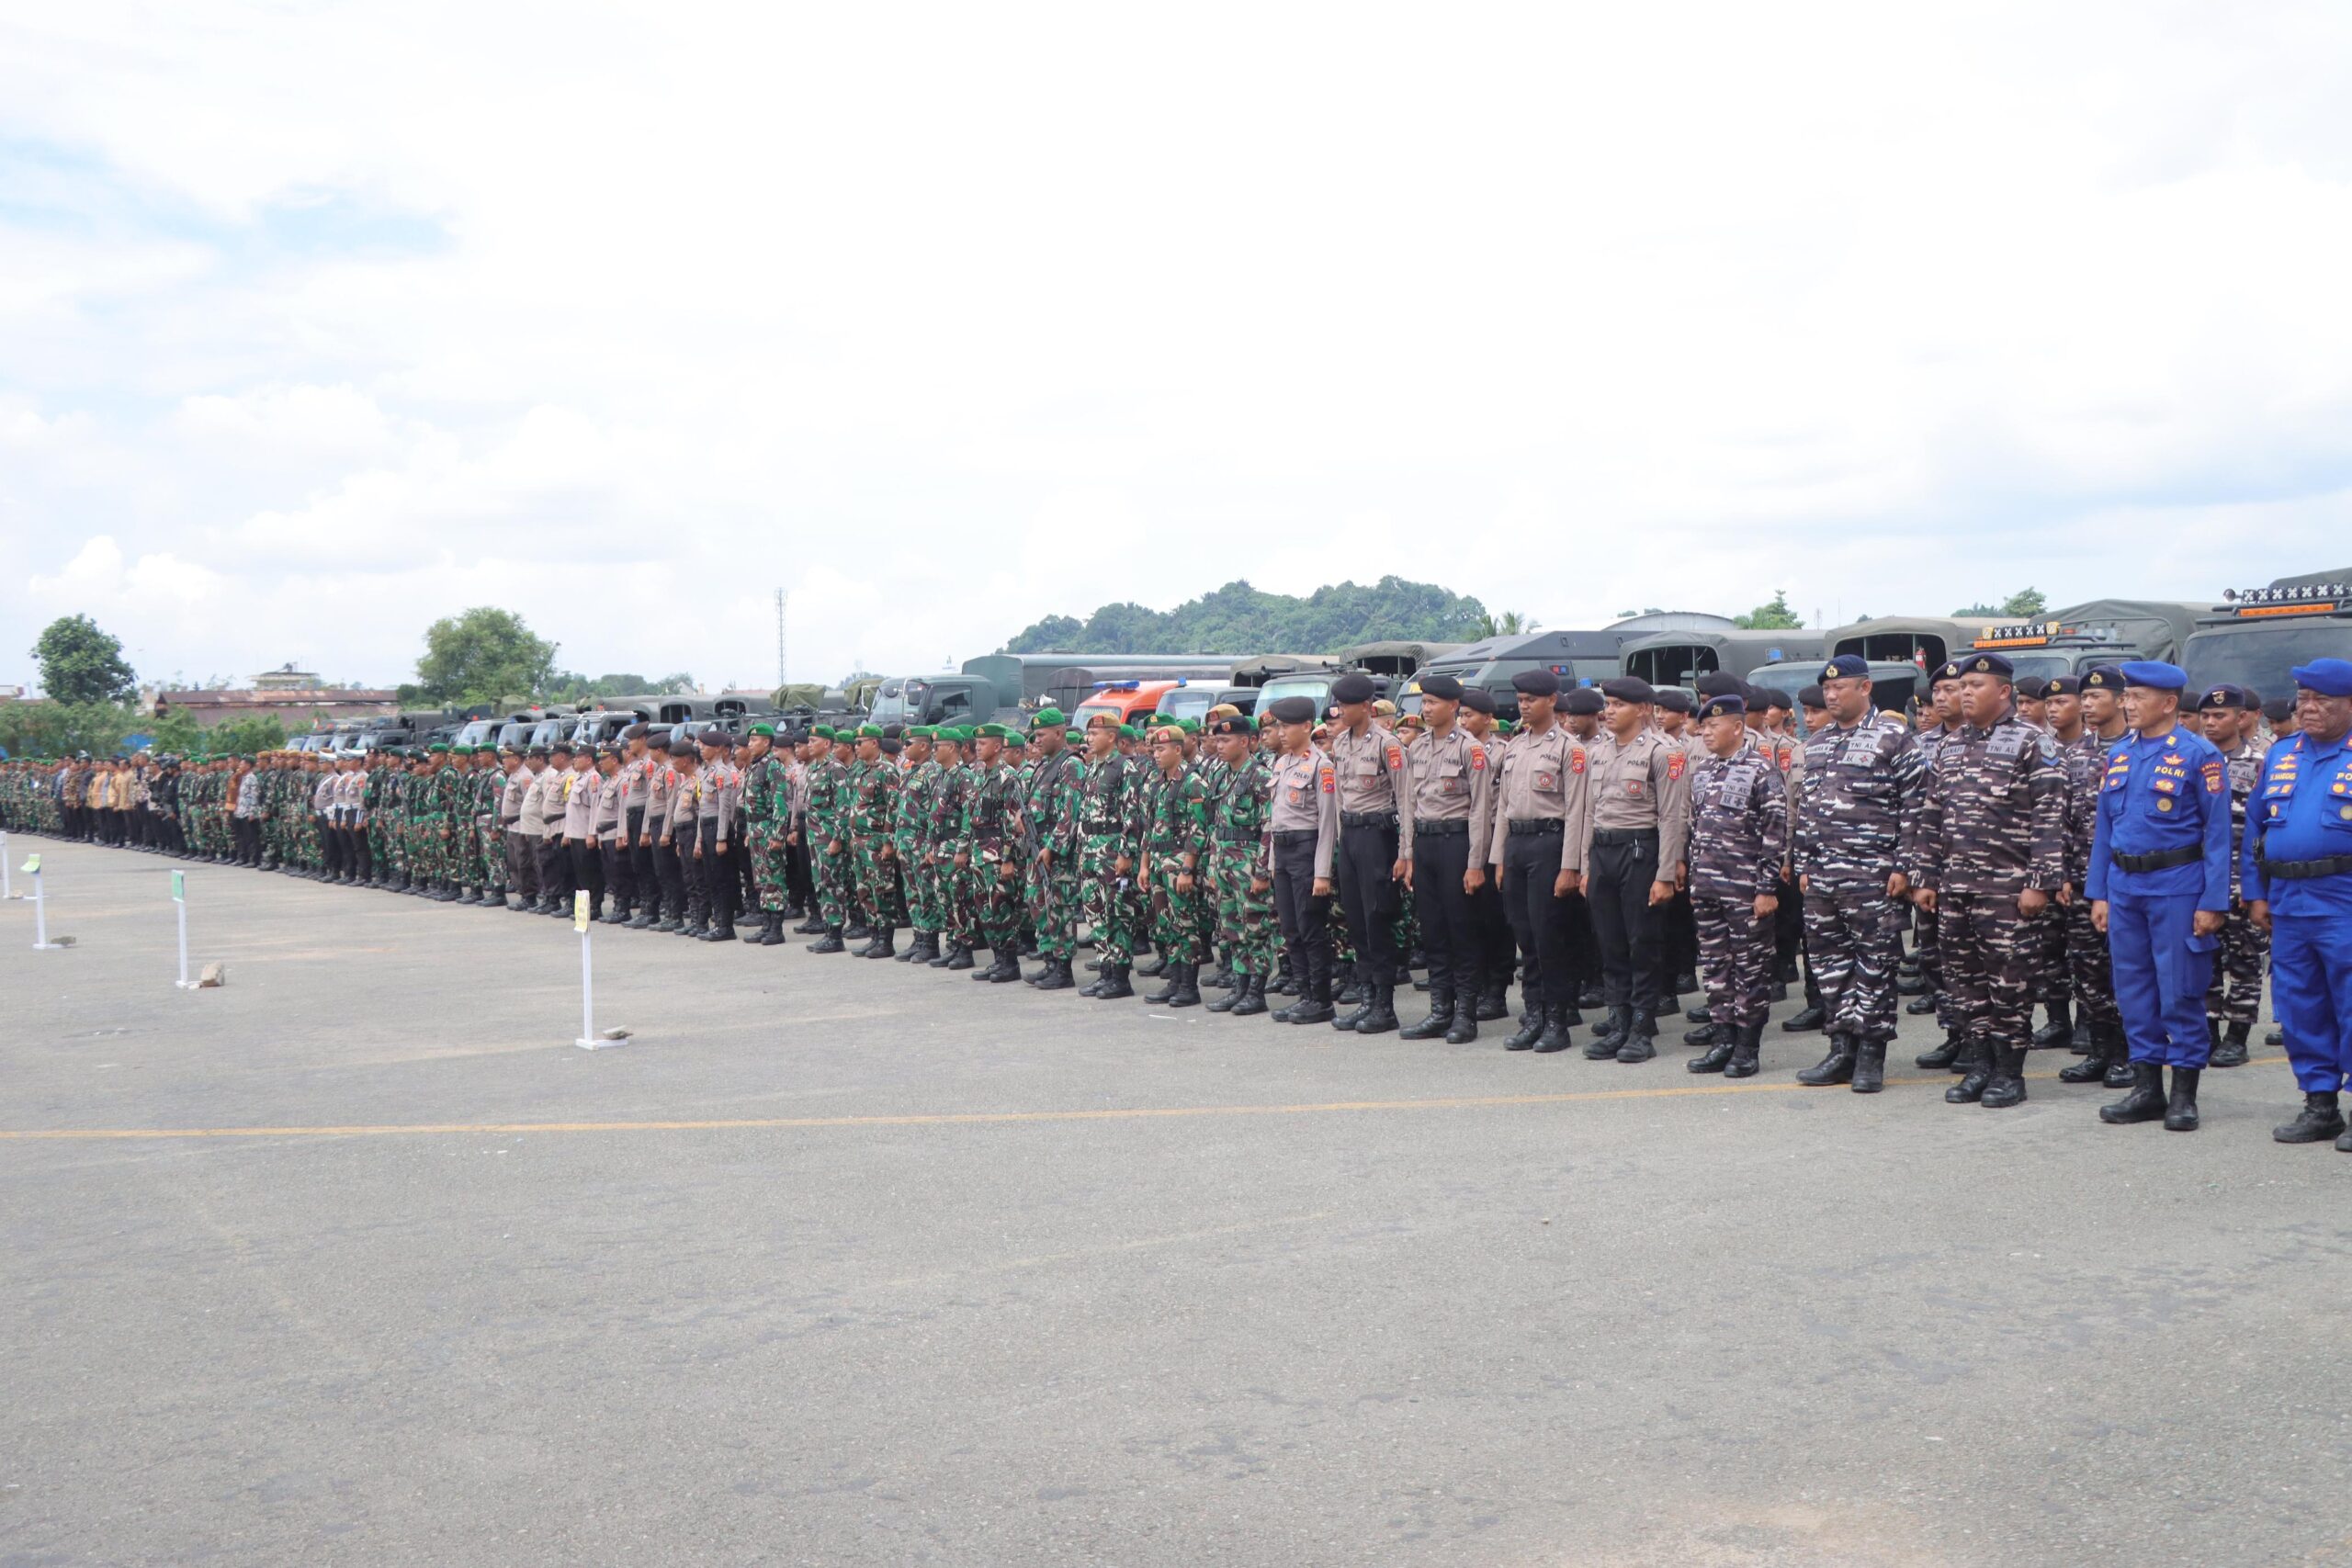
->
[1228,975,1268,1016]
[1094,964,1136,1000]
[1780,1004,1825,1034]
[1202,966,1235,991]
[2068,1020,2094,1055]
[2059,1028,2116,1083]
[1915,1032,1964,1071]
[808,929,845,954]
[1980,1046,2029,1110]
[1766,981,1790,1003]
[2274,1092,2347,1144]
[757,913,783,946]
[1533,1005,1575,1055]
[1354,987,1399,1035]
[1400,996,1454,1041]
[1502,1008,1544,1050]
[793,915,828,935]
[1579,983,1605,1010]
[1444,1005,1478,1044]
[1798,1036,1857,1087]
[1724,1023,1763,1078]
[1166,962,1203,1009]
[1683,1021,1722,1048]
[2163,1066,2201,1132]
[1583,1006,1630,1058]
[703,922,739,942]
[1266,965,1297,997]
[865,931,897,960]
[843,923,872,942]
[1475,987,1510,1022]
[1331,999,1372,1032]
[1673,971,1700,998]
[2101,1061,2167,1124]
[970,946,1002,980]
[1145,964,1182,1004]
[1336,981,1366,1008]
[1896,971,1931,996]
[628,912,655,930]
[1904,991,1939,1014]
[2266,1026,2284,1048]
[1285,995,1337,1025]
[1134,953,1165,978]
[1206,972,1249,1013]
[1689,1032,1736,1073]
[1851,1037,1886,1094]
[1685,1003,1713,1024]
[2031,1000,2074,1049]
[1615,1010,1657,1064]
[944,943,976,972]
[1034,955,1074,991]
[1945,1042,1992,1104]
[2211,1021,2251,1069]
[985,953,1022,983]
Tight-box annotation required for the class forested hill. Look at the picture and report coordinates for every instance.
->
[1002,578,1488,656]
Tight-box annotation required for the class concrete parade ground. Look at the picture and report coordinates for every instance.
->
[3,839,2348,1567]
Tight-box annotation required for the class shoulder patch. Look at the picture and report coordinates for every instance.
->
[1385,745,1403,770]
[1469,744,1486,770]
[1318,765,1334,794]
[1570,750,1587,775]
[1666,750,1687,782]
[2203,761,2224,794]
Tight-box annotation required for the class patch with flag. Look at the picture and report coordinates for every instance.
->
[1469,745,1486,770]
[1319,765,1334,794]
[2203,761,2224,794]
[1667,751,1687,782]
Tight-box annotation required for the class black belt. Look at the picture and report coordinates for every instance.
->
[1507,818,1563,836]
[1340,811,1397,829]
[2112,845,2199,874]
[1591,827,1659,845]
[1216,826,1261,843]
[2259,852,2352,881]
[1413,818,1469,837]
[1272,829,1319,845]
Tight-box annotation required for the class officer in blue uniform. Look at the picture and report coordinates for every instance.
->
[2086,661,2232,1132]
[2244,657,2352,1150]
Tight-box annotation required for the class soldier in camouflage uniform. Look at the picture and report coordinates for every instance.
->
[848,725,906,957]
[1203,714,1277,1016]
[740,724,792,945]
[2197,682,2267,1067]
[891,728,942,961]
[960,724,1026,983]
[1074,715,1142,999]
[927,728,978,970]
[1020,709,1084,989]
[2052,670,2134,1087]
[1685,694,1791,1079]
[802,726,854,953]
[1136,722,1213,1007]
[1904,652,2068,1111]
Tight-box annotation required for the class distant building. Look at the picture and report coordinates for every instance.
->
[253,663,324,692]
[153,684,400,731]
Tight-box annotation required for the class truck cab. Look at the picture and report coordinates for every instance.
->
[1070,680,1191,730]
[2183,571,2352,696]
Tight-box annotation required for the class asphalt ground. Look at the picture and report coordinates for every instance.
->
[2,839,2348,1568]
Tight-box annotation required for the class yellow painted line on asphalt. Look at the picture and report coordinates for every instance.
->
[0,1057,2287,1142]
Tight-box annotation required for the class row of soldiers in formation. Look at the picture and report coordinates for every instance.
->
[7,652,2350,1149]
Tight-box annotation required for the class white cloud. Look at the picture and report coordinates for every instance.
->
[6,0,2352,691]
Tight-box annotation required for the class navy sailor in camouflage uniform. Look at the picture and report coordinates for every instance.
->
[1684,694,1791,1079]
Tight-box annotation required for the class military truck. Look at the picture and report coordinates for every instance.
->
[1958,600,2206,683]
[1416,616,1734,716]
[2183,570,2352,696]
[1826,616,2004,671]
[1619,628,1827,688]
[869,653,1235,730]
[1747,659,1920,730]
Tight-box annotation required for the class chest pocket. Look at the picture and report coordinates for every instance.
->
[1438,762,1467,795]
[1533,770,1560,795]
[1285,787,1306,808]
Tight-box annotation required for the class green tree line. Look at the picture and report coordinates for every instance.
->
[1003,578,1492,656]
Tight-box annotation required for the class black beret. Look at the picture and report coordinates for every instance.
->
[1330,671,1377,705]
[2041,675,2080,698]
[1600,676,1657,705]
[1797,685,1827,709]
[668,739,696,758]
[2244,687,2264,711]
[1819,654,1870,682]
[622,723,649,739]
[2082,665,2124,693]
[1960,653,2013,680]
[1759,688,1792,712]
[1510,669,1560,697]
[1741,684,1772,710]
[2262,695,2294,723]
[881,739,903,755]
[1265,695,1317,725]
[1693,672,1745,698]
[1653,689,1693,716]
[549,741,574,754]
[1700,694,1746,721]
[2198,682,2252,712]
[1931,660,1965,683]
[1459,687,1497,716]
[1418,673,1464,701]
[881,722,904,739]
[526,746,550,759]
[1560,688,1605,716]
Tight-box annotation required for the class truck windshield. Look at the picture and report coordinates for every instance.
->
[1157,688,1216,722]
[2185,622,2352,695]
[1256,675,1334,714]
[2001,652,2076,684]
[1072,700,1126,730]
[868,679,923,726]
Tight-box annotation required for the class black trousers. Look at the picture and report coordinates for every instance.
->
[1664,886,1698,984]
[698,819,735,928]
[1272,835,1335,1004]
[1499,829,1574,1008]
[350,827,372,882]
[600,840,629,911]
[1336,819,1404,986]
[1411,829,1479,999]
[650,832,685,920]
[538,837,572,904]
[568,840,605,914]
[1589,830,1666,1013]
[1471,875,1516,996]
[616,808,644,912]
[233,818,260,863]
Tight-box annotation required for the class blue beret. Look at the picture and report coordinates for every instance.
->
[2119,660,2188,691]
[1819,654,1870,682]
[1957,653,2013,680]
[2291,658,2352,698]
[1931,660,1965,683]
[1700,694,1747,721]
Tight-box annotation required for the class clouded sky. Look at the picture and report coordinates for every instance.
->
[6,1,2350,694]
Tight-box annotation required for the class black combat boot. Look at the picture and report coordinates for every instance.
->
[2273,1091,2346,1144]
[1724,1022,1763,1078]
[2100,1060,2167,1123]
[1354,986,1399,1035]
[1851,1036,1887,1094]
[1686,1002,1713,1024]
[808,926,845,954]
[1206,969,1250,1013]
[2060,1023,2116,1083]
[1336,979,1365,1008]
[1615,1010,1657,1065]
[1915,1031,1965,1070]
[2210,1021,2251,1069]
[756,911,783,945]
[1331,983,1373,1032]
[864,928,896,959]
[1400,993,1453,1040]
[1094,963,1136,1000]
[1904,991,1939,1014]
[1285,979,1336,1026]
[2101,1023,2138,1089]
[1673,969,1700,998]
[1533,1004,1574,1055]
[1780,1004,1826,1033]
[1267,956,1297,997]
[967,944,1000,978]
[985,949,1023,983]
[1475,983,1510,1022]
[1145,962,1183,1004]
[1944,1041,1992,1104]
[2031,998,2074,1048]
[929,938,958,968]
[793,911,828,934]
[1134,952,1165,978]
[702,918,737,942]
[1034,955,1074,991]
[1444,1000,1478,1044]
[1688,1028,1736,1073]
[2163,1066,2201,1132]
[1798,1034,1857,1087]
[852,929,885,957]
[1166,962,1202,1009]
[1980,1046,2029,1110]
[1203,954,1235,990]
[843,921,872,942]
[1584,1006,1631,1059]
[1229,975,1268,1017]
[944,942,975,971]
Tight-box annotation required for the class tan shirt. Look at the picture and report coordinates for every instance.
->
[500,766,532,828]
[1580,726,1691,874]
[1265,744,1339,879]
[1488,721,1592,877]
[1328,720,1415,859]
[1403,724,1493,867]
[560,769,599,839]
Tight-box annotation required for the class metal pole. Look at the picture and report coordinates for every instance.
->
[1,831,10,898]
[573,889,619,1048]
[174,873,194,988]
[31,869,59,950]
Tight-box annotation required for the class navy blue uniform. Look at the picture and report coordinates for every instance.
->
[2241,728,2352,1094]
[2086,726,2232,1069]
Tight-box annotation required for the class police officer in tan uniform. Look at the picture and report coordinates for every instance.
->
[1326,671,1414,1033]
[1263,694,1340,1024]
[1400,673,1492,1043]
[1490,669,1594,1054]
[1579,676,1692,1062]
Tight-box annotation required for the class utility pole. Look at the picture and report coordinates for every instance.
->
[775,589,788,690]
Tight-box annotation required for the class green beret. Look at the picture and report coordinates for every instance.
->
[1031,706,1068,728]
[976,722,1014,740]
[748,722,775,739]
[1178,718,1200,735]
[811,725,835,740]
[1117,724,1140,741]
[1148,712,1176,728]
[452,744,475,756]
[427,742,450,753]
[909,726,935,740]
